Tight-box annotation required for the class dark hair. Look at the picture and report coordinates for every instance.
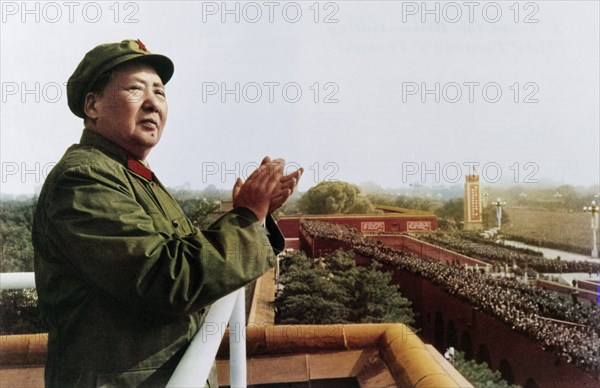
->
[88,71,114,95]
[83,71,114,123]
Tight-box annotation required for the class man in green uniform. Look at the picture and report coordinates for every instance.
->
[32,39,302,387]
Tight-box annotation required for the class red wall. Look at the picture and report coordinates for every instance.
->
[409,272,597,387]
[278,217,300,238]
[278,215,437,239]
[304,235,598,387]
[578,279,600,294]
[299,227,351,258]
[537,280,599,304]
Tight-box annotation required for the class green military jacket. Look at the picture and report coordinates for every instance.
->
[32,129,283,387]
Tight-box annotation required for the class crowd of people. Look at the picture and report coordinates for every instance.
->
[300,220,600,373]
[419,234,599,274]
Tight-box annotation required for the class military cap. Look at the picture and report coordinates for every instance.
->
[67,39,174,118]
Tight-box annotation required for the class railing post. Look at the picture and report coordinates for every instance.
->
[0,272,36,289]
[230,288,247,387]
[166,291,238,387]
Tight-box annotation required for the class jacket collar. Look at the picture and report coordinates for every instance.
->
[79,129,154,181]
[127,157,154,181]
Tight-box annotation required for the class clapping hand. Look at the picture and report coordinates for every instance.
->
[232,156,303,222]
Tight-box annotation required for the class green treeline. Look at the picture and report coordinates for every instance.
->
[275,250,415,326]
[1,199,36,273]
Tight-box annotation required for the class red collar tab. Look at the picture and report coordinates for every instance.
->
[136,39,147,51]
[127,156,153,181]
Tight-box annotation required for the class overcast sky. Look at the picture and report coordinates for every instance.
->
[1,1,599,196]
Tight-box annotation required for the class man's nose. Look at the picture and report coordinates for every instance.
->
[142,91,162,113]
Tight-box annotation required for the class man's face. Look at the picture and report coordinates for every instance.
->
[90,63,168,159]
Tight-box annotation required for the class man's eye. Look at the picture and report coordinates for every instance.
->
[156,90,166,96]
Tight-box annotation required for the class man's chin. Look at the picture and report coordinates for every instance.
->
[126,138,159,159]
[137,133,161,146]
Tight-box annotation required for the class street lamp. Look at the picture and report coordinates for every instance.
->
[492,198,507,229]
[482,190,489,207]
[583,200,599,258]
[519,192,527,204]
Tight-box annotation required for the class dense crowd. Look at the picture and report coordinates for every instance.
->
[420,234,599,274]
[301,220,600,373]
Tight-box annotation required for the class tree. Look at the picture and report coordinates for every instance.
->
[366,193,396,207]
[176,197,220,229]
[276,251,351,324]
[0,200,36,273]
[394,195,434,211]
[297,181,374,214]
[452,350,519,388]
[435,198,464,229]
[275,250,415,325]
[0,198,45,335]
[0,289,45,334]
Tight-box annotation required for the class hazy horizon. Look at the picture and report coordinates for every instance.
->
[2,178,598,202]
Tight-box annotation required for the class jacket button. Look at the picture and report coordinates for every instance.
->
[172,219,179,228]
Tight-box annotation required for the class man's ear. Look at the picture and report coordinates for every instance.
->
[83,92,99,120]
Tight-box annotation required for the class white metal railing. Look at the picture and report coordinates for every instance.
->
[167,288,246,387]
[0,272,36,289]
[0,272,247,387]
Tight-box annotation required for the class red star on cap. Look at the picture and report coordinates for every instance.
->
[136,39,147,51]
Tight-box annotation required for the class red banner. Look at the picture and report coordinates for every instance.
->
[361,221,385,233]
[407,221,432,231]
[468,184,481,221]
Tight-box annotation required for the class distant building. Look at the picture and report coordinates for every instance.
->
[277,205,437,246]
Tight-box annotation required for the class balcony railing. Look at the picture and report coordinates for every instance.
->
[168,288,246,387]
[0,272,247,388]
[0,272,35,289]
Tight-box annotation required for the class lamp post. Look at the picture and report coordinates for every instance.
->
[519,192,527,204]
[492,198,506,229]
[583,200,599,258]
